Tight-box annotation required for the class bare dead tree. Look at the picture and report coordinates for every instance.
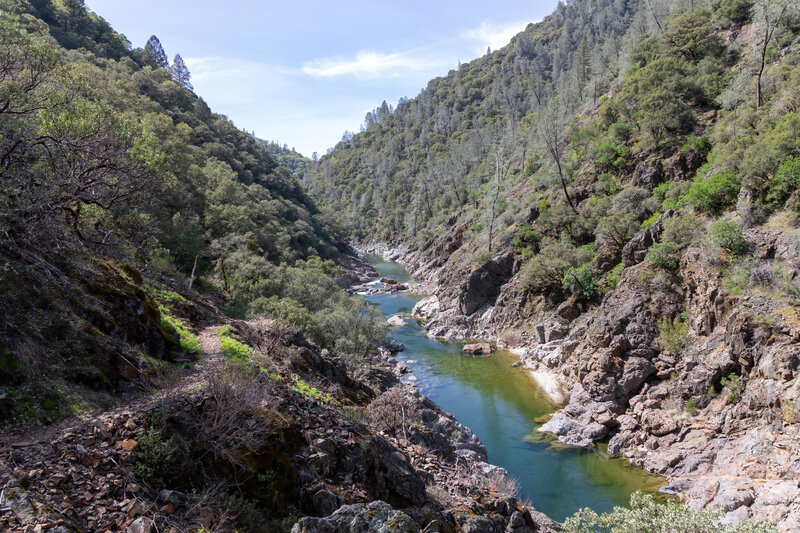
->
[753,0,795,108]
[537,103,578,214]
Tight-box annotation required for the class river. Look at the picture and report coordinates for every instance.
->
[361,254,663,522]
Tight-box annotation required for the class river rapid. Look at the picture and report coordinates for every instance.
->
[361,253,663,522]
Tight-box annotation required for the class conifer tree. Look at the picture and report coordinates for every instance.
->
[144,35,168,69]
[171,53,193,90]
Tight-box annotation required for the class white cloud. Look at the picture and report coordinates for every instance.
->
[302,50,447,79]
[461,20,532,55]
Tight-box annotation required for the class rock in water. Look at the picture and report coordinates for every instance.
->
[387,315,407,327]
[380,338,406,353]
[463,343,493,356]
[411,295,440,319]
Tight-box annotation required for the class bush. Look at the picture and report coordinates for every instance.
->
[653,180,691,211]
[714,0,753,24]
[564,491,777,532]
[766,157,800,206]
[218,326,252,363]
[603,263,624,294]
[686,398,699,416]
[608,122,632,143]
[368,386,418,438]
[686,171,740,214]
[640,211,661,229]
[134,425,194,489]
[658,314,688,354]
[248,296,314,331]
[662,212,702,249]
[646,242,679,270]
[721,373,743,403]
[709,220,747,256]
[594,140,630,173]
[522,238,593,294]
[679,135,712,156]
[562,265,600,301]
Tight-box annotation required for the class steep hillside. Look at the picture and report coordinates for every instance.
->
[311,0,800,530]
[259,139,314,178]
[0,0,346,419]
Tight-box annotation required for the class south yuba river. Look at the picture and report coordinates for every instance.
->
[361,254,663,522]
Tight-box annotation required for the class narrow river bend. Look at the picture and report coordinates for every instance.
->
[361,254,663,522]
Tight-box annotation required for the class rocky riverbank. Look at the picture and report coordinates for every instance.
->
[359,224,800,531]
[0,292,556,533]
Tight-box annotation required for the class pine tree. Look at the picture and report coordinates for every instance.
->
[144,35,169,69]
[171,53,193,91]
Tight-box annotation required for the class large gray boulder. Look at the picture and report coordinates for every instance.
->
[291,501,418,533]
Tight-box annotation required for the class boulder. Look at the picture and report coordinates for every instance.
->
[621,210,675,267]
[411,295,440,320]
[126,518,153,533]
[633,160,665,190]
[463,343,493,356]
[387,315,407,327]
[380,339,405,353]
[458,253,515,315]
[291,501,417,533]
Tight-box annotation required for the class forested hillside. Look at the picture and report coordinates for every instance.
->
[305,0,799,259]
[0,0,356,419]
[259,139,314,178]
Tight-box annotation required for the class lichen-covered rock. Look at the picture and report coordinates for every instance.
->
[291,501,418,533]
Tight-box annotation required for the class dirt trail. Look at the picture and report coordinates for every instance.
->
[0,324,233,531]
[0,325,226,449]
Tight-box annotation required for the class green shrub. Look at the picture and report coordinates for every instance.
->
[562,265,600,301]
[640,212,661,229]
[679,136,712,156]
[686,398,699,416]
[662,213,702,249]
[595,172,621,196]
[292,379,332,403]
[608,122,632,143]
[248,296,314,331]
[658,314,688,354]
[709,220,747,256]
[721,373,743,403]
[603,263,624,294]
[594,140,630,173]
[522,238,593,294]
[646,242,679,270]
[714,0,753,24]
[564,491,776,532]
[134,426,193,489]
[686,171,740,214]
[766,157,800,206]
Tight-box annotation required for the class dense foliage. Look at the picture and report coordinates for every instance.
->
[564,492,777,532]
[0,0,349,417]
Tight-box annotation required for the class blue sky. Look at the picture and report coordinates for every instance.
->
[86,1,559,157]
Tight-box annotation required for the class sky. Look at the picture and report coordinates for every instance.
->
[85,1,559,157]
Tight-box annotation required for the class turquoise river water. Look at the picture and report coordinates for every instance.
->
[361,254,663,522]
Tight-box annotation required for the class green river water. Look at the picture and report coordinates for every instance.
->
[362,254,664,522]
